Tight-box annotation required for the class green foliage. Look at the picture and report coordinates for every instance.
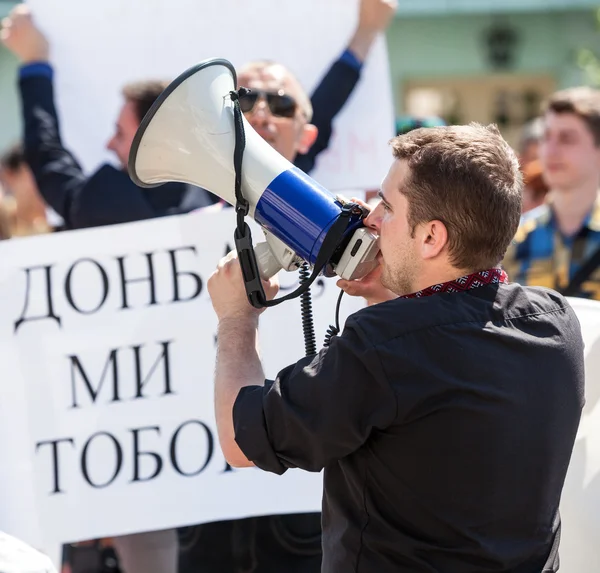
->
[578,8,600,86]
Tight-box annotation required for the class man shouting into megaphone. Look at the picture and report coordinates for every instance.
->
[207,123,584,573]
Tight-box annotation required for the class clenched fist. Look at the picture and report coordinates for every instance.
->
[348,0,398,62]
[1,4,49,63]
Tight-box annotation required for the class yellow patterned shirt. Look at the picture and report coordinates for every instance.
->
[502,198,600,300]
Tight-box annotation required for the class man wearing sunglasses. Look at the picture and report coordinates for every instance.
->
[236,62,318,164]
[235,0,398,173]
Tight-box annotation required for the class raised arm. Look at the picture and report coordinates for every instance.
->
[1,5,170,229]
[294,0,397,174]
[2,7,89,224]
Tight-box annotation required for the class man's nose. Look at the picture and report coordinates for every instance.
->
[246,97,271,122]
[540,140,559,158]
[364,205,381,232]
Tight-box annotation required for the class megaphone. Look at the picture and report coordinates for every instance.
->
[128,58,379,305]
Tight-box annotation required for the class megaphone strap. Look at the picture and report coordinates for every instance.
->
[229,87,251,223]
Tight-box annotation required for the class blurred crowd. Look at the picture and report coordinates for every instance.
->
[1,0,600,572]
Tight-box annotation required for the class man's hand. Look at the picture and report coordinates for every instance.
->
[208,250,279,321]
[358,0,398,35]
[349,0,398,62]
[1,4,49,63]
[337,264,397,306]
[337,196,396,306]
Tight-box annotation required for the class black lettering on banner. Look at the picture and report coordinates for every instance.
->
[69,350,119,408]
[131,426,163,482]
[133,340,174,399]
[116,253,157,310]
[223,461,235,473]
[81,431,123,488]
[14,265,62,332]
[64,258,109,314]
[35,438,75,494]
[168,246,203,303]
[170,420,214,477]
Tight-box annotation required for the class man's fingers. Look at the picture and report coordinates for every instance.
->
[350,197,372,211]
[261,276,280,301]
[337,279,368,297]
[217,250,238,270]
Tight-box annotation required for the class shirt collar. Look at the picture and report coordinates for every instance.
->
[400,268,509,300]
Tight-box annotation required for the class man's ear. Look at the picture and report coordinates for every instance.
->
[296,123,318,155]
[420,220,449,260]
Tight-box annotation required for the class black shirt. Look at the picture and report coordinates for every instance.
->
[233,282,585,572]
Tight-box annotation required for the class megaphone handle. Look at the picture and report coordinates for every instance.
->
[234,222,268,309]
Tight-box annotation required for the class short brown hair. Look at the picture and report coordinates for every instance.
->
[122,80,169,124]
[543,86,600,145]
[390,123,523,271]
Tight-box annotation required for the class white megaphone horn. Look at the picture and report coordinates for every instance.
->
[128,58,379,306]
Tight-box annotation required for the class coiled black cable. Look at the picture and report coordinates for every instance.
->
[299,262,317,356]
[323,288,344,348]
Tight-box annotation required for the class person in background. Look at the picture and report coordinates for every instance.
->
[520,158,549,213]
[0,142,53,238]
[518,116,545,166]
[1,5,220,233]
[516,116,549,213]
[502,86,600,299]
[0,180,13,240]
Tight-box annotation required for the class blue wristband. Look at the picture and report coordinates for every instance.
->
[339,49,363,72]
[19,62,54,80]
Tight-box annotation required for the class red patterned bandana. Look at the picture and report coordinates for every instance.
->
[400,268,509,299]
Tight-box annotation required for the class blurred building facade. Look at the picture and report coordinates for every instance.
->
[389,0,600,146]
[1,0,600,151]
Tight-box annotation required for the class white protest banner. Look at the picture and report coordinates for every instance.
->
[0,209,365,549]
[25,0,395,192]
[558,297,600,571]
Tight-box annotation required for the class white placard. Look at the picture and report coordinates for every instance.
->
[558,297,600,571]
[0,209,365,549]
[25,0,395,192]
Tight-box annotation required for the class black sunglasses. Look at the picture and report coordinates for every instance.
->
[239,89,298,119]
